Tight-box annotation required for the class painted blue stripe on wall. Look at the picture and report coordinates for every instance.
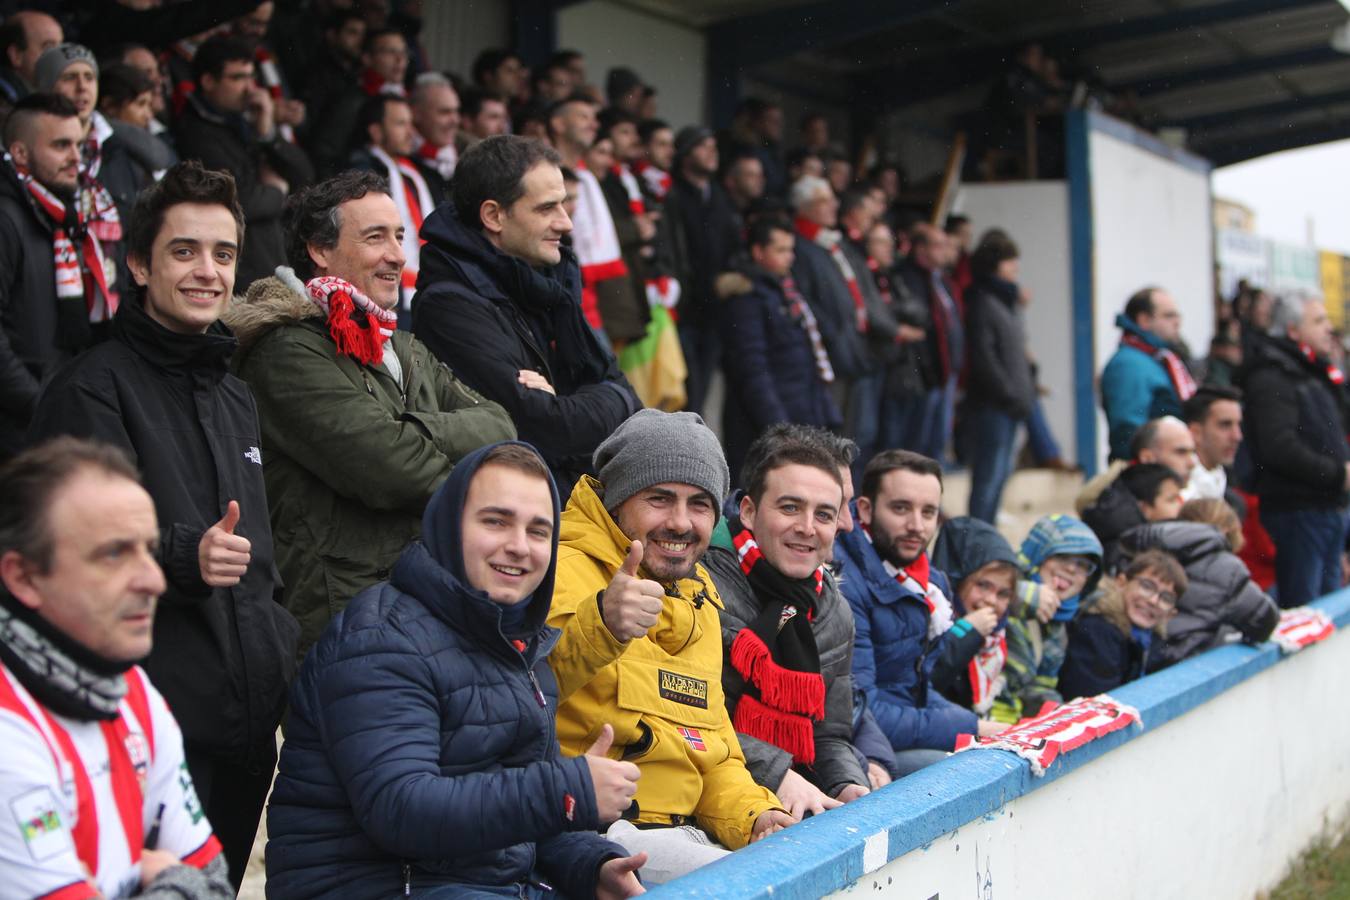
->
[649,587,1350,899]
[1065,109,1097,475]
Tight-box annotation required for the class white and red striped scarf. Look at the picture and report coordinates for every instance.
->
[781,275,834,384]
[367,146,433,310]
[866,527,954,638]
[414,135,457,181]
[10,155,114,321]
[361,68,406,97]
[1298,342,1345,386]
[1121,332,1197,402]
[252,45,295,143]
[306,275,398,365]
[968,632,1008,715]
[78,113,123,305]
[571,161,629,330]
[632,159,670,201]
[795,217,868,334]
[612,163,646,217]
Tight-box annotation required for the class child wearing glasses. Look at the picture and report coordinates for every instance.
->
[1058,549,1187,700]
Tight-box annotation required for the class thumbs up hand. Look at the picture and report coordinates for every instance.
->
[600,541,666,642]
[198,500,252,587]
[584,724,641,824]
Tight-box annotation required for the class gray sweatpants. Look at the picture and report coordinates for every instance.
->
[604,819,732,884]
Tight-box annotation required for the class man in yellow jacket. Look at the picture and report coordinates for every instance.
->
[549,409,793,884]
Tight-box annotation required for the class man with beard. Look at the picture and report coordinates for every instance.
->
[548,409,793,884]
[1182,386,1243,502]
[0,94,105,459]
[834,450,1007,772]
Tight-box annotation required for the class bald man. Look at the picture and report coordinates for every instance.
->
[0,11,62,103]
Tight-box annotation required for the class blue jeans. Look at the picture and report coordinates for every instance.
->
[882,386,926,455]
[847,372,885,480]
[415,882,559,898]
[1025,395,1063,464]
[1261,506,1348,608]
[892,748,951,777]
[967,407,1020,523]
[912,377,956,464]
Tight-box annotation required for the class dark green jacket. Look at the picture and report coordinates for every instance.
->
[225,270,516,658]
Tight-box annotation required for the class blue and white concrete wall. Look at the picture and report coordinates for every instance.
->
[649,588,1350,900]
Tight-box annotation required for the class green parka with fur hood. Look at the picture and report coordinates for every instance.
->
[223,268,516,658]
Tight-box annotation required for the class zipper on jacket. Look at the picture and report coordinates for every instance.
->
[402,862,411,895]
[527,668,547,708]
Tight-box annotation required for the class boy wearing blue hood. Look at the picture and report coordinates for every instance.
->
[266,442,646,899]
[999,514,1104,721]
[929,518,1020,716]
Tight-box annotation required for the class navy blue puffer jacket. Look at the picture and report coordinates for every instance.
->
[266,442,625,898]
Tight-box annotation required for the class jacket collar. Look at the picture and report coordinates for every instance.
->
[835,518,931,608]
[1115,313,1165,349]
[113,295,237,375]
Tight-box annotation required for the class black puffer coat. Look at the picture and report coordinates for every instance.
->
[27,299,299,765]
[267,443,624,899]
[1119,521,1279,671]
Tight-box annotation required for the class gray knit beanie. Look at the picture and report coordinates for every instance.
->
[35,44,97,93]
[594,409,730,515]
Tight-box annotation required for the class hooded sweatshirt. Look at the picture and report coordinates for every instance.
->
[999,515,1104,722]
[928,517,1019,714]
[267,442,625,899]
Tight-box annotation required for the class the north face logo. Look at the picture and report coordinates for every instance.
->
[243,446,262,465]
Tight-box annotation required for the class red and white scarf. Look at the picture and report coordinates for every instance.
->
[414,135,457,181]
[795,217,868,334]
[1121,332,1197,402]
[1298,342,1345,386]
[632,159,670,201]
[866,528,954,638]
[571,161,629,330]
[11,156,114,321]
[362,68,406,97]
[367,146,432,309]
[253,45,295,143]
[306,275,397,365]
[954,694,1141,776]
[1272,606,1335,653]
[782,275,834,384]
[968,632,1008,715]
[612,163,646,217]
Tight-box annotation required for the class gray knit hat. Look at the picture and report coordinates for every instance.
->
[594,409,730,515]
[35,43,97,93]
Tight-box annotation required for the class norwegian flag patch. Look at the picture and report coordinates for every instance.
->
[678,727,706,751]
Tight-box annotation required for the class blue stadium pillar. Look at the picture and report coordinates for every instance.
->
[1065,109,1098,476]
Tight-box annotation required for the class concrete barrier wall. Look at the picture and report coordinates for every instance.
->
[648,588,1350,900]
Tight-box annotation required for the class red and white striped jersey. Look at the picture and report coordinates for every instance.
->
[0,663,221,900]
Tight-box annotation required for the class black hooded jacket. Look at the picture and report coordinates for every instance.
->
[267,442,626,898]
[413,205,640,491]
[928,517,1019,710]
[1081,475,1145,576]
[27,299,299,765]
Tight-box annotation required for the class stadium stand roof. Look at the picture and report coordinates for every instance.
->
[612,0,1350,165]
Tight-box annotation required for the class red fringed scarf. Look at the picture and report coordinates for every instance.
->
[11,157,114,320]
[728,518,826,765]
[1299,342,1345,385]
[795,216,868,335]
[305,276,398,365]
[1121,332,1198,402]
[968,633,1008,715]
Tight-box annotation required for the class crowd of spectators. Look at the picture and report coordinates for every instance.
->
[0,1,1340,898]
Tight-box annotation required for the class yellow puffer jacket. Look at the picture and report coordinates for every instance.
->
[548,476,782,849]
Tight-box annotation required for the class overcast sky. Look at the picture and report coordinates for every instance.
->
[1211,138,1350,256]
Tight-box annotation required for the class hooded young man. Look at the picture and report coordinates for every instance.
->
[704,427,871,819]
[834,450,1007,774]
[224,170,514,660]
[267,442,645,899]
[1000,514,1103,720]
[548,409,792,884]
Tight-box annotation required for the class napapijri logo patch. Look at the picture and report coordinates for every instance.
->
[243,446,262,465]
[658,670,708,709]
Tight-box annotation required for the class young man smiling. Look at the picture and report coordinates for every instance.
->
[704,427,872,820]
[548,409,792,884]
[267,442,646,898]
[224,170,514,661]
[28,161,300,890]
[414,134,640,493]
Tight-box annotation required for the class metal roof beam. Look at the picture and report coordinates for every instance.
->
[1048,0,1326,53]
[1199,119,1350,165]
[1119,45,1347,96]
[1163,87,1350,131]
